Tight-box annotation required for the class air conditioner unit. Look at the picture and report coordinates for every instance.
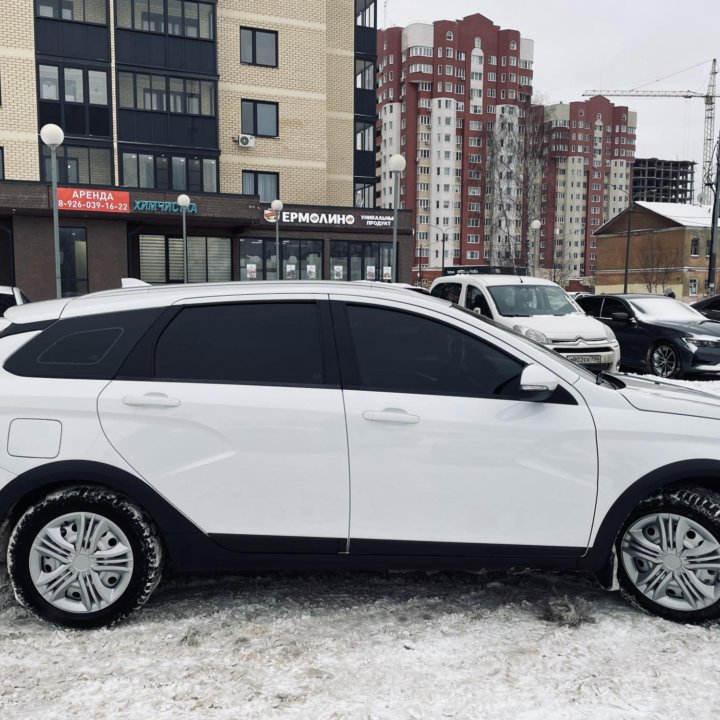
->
[237,134,256,148]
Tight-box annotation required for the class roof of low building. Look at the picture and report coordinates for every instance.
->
[634,202,717,228]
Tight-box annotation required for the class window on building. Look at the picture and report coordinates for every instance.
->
[354,182,375,208]
[118,72,215,116]
[0,147,4,180]
[241,99,278,137]
[37,0,107,24]
[42,145,112,185]
[691,237,700,256]
[121,151,217,192]
[689,278,698,296]
[355,59,374,90]
[242,170,278,203]
[240,27,278,67]
[355,121,374,151]
[355,0,376,27]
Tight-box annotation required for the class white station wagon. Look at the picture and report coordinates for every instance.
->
[1,281,720,627]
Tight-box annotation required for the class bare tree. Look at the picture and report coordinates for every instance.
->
[636,237,683,293]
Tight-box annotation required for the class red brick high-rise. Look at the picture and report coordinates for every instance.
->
[377,14,535,284]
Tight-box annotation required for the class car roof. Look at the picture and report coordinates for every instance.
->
[434,274,561,287]
[582,293,675,300]
[2,280,445,325]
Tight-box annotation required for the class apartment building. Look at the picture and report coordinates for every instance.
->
[535,96,637,287]
[376,13,534,284]
[0,0,411,299]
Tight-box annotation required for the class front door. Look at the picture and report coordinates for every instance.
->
[334,300,598,555]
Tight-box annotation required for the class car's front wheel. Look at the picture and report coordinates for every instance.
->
[7,487,163,628]
[617,488,720,622]
[648,342,681,378]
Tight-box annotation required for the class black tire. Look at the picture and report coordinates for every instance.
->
[616,488,720,623]
[7,487,163,629]
[647,342,681,378]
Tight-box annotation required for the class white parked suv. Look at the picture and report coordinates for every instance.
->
[431,275,620,372]
[2,281,720,627]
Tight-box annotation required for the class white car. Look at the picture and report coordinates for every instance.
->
[1,281,720,627]
[430,275,620,372]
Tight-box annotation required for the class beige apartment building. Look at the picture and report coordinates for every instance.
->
[0,0,410,300]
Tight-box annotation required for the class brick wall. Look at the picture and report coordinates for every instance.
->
[0,0,40,181]
[217,1,354,206]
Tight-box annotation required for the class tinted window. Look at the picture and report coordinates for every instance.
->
[345,305,524,397]
[0,295,17,315]
[154,302,324,385]
[601,298,629,318]
[4,309,163,379]
[431,282,462,304]
[576,296,603,317]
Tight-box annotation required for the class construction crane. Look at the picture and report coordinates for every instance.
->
[583,58,718,204]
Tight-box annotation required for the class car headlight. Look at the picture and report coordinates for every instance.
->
[604,325,618,343]
[513,325,549,345]
[682,336,720,349]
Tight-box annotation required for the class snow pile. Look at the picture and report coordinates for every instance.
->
[1,569,720,719]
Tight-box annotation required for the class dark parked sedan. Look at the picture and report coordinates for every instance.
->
[576,293,720,378]
[691,294,720,321]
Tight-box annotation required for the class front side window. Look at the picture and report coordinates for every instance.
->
[240,27,278,67]
[154,303,324,385]
[241,99,278,137]
[345,304,524,398]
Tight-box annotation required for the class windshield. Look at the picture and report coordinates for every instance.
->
[487,284,579,317]
[627,297,705,322]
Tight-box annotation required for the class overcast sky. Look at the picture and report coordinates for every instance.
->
[385,0,720,196]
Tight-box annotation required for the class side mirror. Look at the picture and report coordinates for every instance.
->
[519,364,560,402]
[610,312,631,322]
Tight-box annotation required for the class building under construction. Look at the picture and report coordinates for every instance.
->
[632,158,696,203]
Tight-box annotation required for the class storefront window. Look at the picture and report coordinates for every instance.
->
[330,240,391,281]
[139,234,230,284]
[240,238,323,281]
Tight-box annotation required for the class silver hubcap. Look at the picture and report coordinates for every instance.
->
[621,512,720,612]
[29,512,134,614]
[651,345,678,377]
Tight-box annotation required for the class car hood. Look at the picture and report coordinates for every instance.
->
[641,319,720,337]
[618,374,720,420]
[507,313,609,341]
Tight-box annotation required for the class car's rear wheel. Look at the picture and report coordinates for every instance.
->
[617,488,720,622]
[7,487,163,629]
[648,342,681,378]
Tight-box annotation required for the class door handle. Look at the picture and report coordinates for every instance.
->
[362,409,420,424]
[122,393,181,408]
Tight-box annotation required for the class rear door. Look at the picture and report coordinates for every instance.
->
[97,296,350,550]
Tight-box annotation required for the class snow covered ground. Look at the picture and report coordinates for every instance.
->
[2,377,720,720]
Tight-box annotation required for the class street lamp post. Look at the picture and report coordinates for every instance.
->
[706,137,720,293]
[177,193,190,283]
[388,154,406,282]
[271,198,283,279]
[429,224,460,276]
[40,123,65,298]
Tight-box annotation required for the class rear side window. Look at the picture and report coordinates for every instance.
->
[4,309,164,379]
[0,295,17,315]
[154,302,325,385]
[577,296,603,317]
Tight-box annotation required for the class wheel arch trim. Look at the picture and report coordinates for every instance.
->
[582,458,720,569]
[0,460,204,562]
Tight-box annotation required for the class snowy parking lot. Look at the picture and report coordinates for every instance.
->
[2,377,720,720]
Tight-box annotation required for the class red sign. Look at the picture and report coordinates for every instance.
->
[57,188,130,213]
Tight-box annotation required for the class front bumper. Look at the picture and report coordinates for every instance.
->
[548,340,620,372]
